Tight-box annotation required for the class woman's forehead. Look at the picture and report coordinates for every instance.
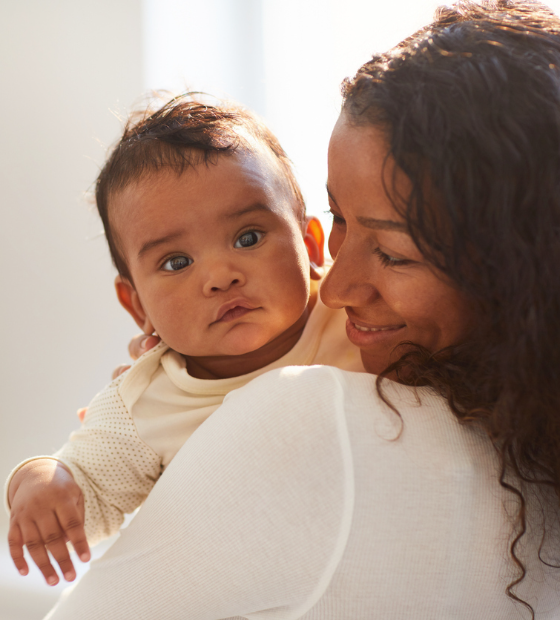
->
[328,116,411,224]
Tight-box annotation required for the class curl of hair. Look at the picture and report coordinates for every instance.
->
[343,1,560,616]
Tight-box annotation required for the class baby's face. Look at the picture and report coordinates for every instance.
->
[110,149,311,357]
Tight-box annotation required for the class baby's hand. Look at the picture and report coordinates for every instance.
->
[128,333,161,362]
[8,459,90,585]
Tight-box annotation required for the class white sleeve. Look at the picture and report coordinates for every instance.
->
[44,366,354,620]
[53,376,162,546]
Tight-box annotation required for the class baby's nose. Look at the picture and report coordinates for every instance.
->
[202,263,245,295]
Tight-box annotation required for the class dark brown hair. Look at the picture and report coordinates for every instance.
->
[342,0,560,615]
[96,93,305,282]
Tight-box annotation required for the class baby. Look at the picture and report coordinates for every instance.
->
[6,95,363,586]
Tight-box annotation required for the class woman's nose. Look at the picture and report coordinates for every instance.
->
[201,259,246,296]
[320,241,379,309]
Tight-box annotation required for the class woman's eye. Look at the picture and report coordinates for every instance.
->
[161,256,193,271]
[374,247,412,267]
[234,231,263,248]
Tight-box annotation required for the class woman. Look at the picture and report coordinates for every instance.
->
[46,1,560,618]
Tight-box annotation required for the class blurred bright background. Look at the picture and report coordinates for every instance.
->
[3,1,560,618]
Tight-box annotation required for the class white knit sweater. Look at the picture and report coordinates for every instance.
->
[45,365,560,620]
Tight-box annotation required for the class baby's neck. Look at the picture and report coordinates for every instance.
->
[184,290,317,380]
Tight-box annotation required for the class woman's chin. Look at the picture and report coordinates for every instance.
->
[344,321,411,376]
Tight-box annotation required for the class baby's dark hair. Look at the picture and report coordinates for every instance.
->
[96,93,306,282]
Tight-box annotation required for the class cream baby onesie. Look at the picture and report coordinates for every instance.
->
[6,295,363,545]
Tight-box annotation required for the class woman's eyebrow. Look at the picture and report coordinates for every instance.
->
[356,217,408,232]
[326,183,408,233]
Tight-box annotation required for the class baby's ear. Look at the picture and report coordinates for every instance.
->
[304,216,325,281]
[114,276,155,335]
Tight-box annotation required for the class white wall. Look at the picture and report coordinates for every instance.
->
[0,4,144,615]
[0,0,144,532]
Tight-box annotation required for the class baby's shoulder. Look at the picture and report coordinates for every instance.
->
[116,341,170,407]
[83,341,170,422]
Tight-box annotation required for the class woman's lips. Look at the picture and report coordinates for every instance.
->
[345,317,406,346]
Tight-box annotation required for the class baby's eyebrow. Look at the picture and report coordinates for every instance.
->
[225,203,272,219]
[138,232,183,259]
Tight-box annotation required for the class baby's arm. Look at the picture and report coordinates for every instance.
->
[6,374,163,584]
[8,458,90,586]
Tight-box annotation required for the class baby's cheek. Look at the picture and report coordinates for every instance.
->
[152,305,201,353]
[275,283,310,325]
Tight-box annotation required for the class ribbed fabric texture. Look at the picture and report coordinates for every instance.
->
[45,367,560,620]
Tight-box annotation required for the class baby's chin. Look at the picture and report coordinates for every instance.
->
[173,331,279,360]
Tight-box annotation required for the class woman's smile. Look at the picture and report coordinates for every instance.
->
[321,116,472,375]
[345,309,406,347]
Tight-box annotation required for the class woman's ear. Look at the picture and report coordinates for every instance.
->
[304,216,325,281]
[114,276,155,334]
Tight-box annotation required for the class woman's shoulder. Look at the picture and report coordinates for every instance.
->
[219,365,373,440]
[223,364,371,400]
[217,365,354,443]
[219,365,452,442]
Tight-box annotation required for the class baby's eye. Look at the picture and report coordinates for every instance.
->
[234,231,263,248]
[161,255,193,271]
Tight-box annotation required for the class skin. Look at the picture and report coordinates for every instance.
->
[114,147,323,379]
[8,145,324,585]
[320,114,472,375]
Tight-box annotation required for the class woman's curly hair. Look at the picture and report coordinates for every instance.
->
[342,0,560,616]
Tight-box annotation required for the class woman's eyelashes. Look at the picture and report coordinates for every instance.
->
[161,255,193,272]
[234,230,264,248]
[373,247,413,268]
[325,208,345,227]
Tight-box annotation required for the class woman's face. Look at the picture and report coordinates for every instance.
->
[321,115,472,375]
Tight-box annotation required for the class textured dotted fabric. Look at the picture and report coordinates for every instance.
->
[55,373,162,546]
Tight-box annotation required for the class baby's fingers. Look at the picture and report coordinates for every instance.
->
[128,333,160,361]
[18,520,60,585]
[7,522,29,576]
[56,498,90,564]
[36,512,80,583]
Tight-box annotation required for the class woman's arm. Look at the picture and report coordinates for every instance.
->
[45,366,354,620]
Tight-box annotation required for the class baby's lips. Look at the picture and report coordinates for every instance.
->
[213,298,257,323]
